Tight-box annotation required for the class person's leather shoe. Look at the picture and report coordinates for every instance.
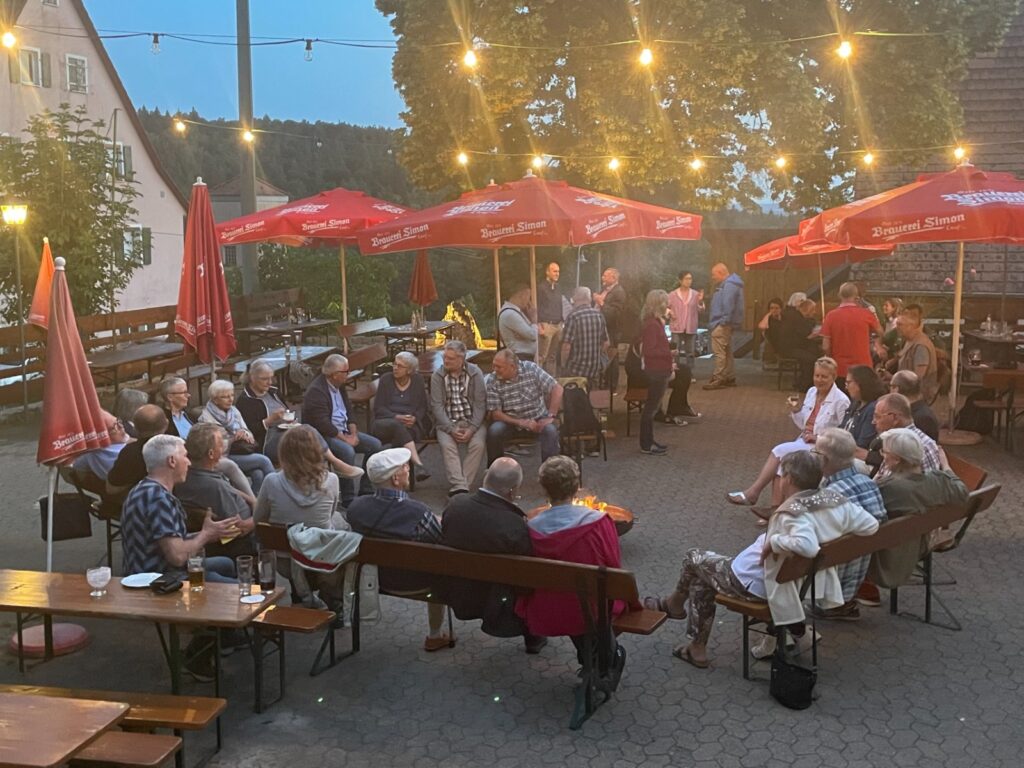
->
[702,380,727,390]
[524,634,548,654]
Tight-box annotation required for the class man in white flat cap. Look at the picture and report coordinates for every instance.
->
[345,447,453,652]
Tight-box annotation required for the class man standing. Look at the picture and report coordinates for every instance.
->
[536,261,566,375]
[302,353,381,506]
[889,370,940,440]
[430,340,488,497]
[593,268,626,391]
[561,287,610,389]
[703,263,745,390]
[894,305,938,405]
[820,282,881,390]
[485,349,563,466]
[498,286,538,362]
[441,458,546,652]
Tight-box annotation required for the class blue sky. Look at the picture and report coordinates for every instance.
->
[83,1,404,127]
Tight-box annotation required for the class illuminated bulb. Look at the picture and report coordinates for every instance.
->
[151,33,161,55]
[1,31,15,49]
[304,39,313,62]
[862,151,874,166]
[836,40,852,59]
[531,155,544,170]
[689,157,704,171]
[953,146,966,161]
[639,47,653,67]
[607,157,620,171]
[242,130,255,143]
[173,119,187,134]
[463,49,478,68]
[774,156,788,169]
[457,151,469,166]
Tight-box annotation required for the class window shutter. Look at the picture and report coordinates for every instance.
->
[7,52,17,84]
[41,53,52,88]
[122,145,134,179]
[142,227,152,265]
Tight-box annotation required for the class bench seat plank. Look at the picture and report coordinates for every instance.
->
[253,606,335,634]
[613,608,667,635]
[69,731,181,768]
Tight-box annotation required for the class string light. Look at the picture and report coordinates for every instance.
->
[689,158,704,171]
[304,39,313,61]
[953,146,966,160]
[836,40,853,59]
[1,31,15,48]
[531,155,544,170]
[151,33,160,54]
[607,157,621,171]
[862,151,875,166]
[774,156,788,169]
[463,49,478,68]
[638,47,653,67]
[173,118,187,134]
[242,130,255,143]
[457,151,469,166]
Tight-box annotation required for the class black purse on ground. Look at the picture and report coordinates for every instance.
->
[770,647,817,710]
[38,476,94,542]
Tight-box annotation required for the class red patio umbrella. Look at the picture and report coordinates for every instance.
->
[216,187,413,325]
[27,237,55,329]
[408,250,438,307]
[796,163,1024,412]
[37,256,111,569]
[176,178,237,365]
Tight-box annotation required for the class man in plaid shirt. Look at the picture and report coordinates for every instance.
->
[561,287,610,388]
[430,340,488,496]
[485,349,564,466]
[859,394,942,481]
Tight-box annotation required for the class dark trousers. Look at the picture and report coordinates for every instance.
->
[371,417,421,448]
[486,421,560,465]
[640,371,670,450]
[664,364,693,417]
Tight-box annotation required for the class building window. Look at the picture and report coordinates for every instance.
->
[223,246,238,267]
[16,47,50,87]
[124,226,152,266]
[105,141,134,180]
[66,54,87,93]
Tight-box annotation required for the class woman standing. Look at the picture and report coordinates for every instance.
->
[667,271,703,367]
[639,289,673,455]
[372,351,431,473]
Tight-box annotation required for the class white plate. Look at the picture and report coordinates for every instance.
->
[121,572,161,589]
[277,422,299,430]
[240,594,266,604]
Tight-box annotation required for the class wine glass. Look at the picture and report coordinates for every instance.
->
[86,566,111,598]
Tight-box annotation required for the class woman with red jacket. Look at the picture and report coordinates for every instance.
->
[639,289,673,455]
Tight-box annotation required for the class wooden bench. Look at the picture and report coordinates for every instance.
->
[338,317,391,342]
[345,342,388,430]
[232,288,303,328]
[348,537,666,730]
[715,484,1000,680]
[69,731,181,767]
[945,452,987,492]
[0,683,224,768]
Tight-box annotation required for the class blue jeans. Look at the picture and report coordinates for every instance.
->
[326,432,382,504]
[229,452,274,494]
[640,372,670,450]
[204,555,237,583]
[486,420,560,466]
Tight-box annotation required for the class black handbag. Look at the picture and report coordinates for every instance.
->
[769,647,817,710]
[38,476,94,542]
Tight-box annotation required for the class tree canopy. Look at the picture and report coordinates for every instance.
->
[377,0,1019,212]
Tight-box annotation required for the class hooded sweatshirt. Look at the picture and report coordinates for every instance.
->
[254,470,346,530]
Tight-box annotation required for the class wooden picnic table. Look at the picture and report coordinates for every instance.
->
[234,318,335,354]
[221,344,340,393]
[0,691,128,768]
[0,569,283,696]
[380,320,455,355]
[87,339,184,392]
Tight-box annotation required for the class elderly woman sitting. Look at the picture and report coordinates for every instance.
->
[727,356,849,508]
[371,351,431,474]
[199,379,274,492]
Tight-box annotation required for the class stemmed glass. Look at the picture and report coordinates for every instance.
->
[86,566,111,598]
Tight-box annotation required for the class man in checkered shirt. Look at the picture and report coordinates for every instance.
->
[485,349,564,466]
[561,287,610,389]
[859,393,942,481]
[430,340,489,496]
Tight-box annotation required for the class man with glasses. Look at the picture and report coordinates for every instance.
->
[856,393,941,481]
[303,353,381,505]
[72,410,132,480]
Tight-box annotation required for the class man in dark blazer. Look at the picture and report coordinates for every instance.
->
[302,353,381,505]
[594,267,627,392]
[440,457,546,652]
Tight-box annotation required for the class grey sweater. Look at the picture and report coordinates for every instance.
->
[254,470,347,530]
[429,362,487,433]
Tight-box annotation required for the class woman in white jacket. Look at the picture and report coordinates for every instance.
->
[727,356,849,508]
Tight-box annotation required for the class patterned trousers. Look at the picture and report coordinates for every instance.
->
[677,548,760,646]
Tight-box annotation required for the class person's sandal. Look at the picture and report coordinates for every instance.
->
[725,491,755,506]
[424,634,456,652]
[642,595,685,620]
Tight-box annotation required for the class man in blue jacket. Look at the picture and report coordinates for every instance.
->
[704,263,745,390]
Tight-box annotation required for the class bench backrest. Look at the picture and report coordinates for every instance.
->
[338,317,391,339]
[257,522,291,553]
[346,342,387,377]
[233,288,303,327]
[775,484,1001,583]
[946,452,988,492]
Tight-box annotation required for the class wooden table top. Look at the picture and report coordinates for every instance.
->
[87,340,184,369]
[223,345,339,376]
[0,570,284,629]
[380,320,454,339]
[235,318,334,335]
[0,692,127,768]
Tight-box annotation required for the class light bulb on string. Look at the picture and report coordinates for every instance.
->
[689,157,704,171]
[862,151,875,166]
[151,33,161,55]
[242,130,255,144]
[836,40,853,59]
[607,157,621,171]
[774,156,788,170]
[463,49,478,69]
[531,155,544,170]
[638,47,653,67]
[304,39,313,62]
[457,151,469,166]
[173,118,187,135]
[953,145,966,161]
[1,31,15,49]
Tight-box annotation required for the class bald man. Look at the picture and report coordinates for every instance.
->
[704,263,745,390]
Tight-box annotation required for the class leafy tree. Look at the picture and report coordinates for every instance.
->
[0,105,142,319]
[377,0,1018,212]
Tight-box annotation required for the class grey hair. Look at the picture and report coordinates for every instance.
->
[394,351,418,370]
[184,423,226,463]
[248,358,275,378]
[112,388,149,424]
[482,457,523,497]
[323,353,348,373]
[444,339,467,357]
[495,348,518,365]
[815,428,856,466]
[207,379,235,400]
[889,370,920,397]
[142,434,185,472]
[641,289,669,321]
[780,450,823,491]
[878,392,912,420]
[158,377,187,402]
[572,286,592,304]
[814,356,839,377]
[787,292,807,307]
[881,427,924,468]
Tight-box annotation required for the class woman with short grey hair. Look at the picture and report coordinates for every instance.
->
[199,379,274,492]
[237,359,290,462]
[371,350,431,475]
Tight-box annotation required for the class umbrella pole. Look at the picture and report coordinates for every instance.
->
[950,241,966,423]
[818,255,826,318]
[493,248,501,341]
[339,246,349,353]
[46,466,57,572]
[529,246,538,313]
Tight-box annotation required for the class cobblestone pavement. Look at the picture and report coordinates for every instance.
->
[1,358,1021,767]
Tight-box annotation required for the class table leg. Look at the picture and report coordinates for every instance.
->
[43,615,54,660]
[16,612,24,673]
[169,624,182,695]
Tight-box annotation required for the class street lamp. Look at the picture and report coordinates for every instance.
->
[1,202,29,416]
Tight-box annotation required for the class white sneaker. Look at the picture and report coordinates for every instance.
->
[790,630,822,656]
[750,635,777,660]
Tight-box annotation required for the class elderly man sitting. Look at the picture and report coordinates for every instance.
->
[73,410,131,480]
[345,447,452,652]
[107,404,170,496]
[485,349,564,466]
[430,340,488,496]
[859,393,942,480]
[645,451,879,668]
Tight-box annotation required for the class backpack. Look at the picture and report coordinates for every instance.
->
[624,336,645,384]
[955,387,996,435]
[561,382,600,437]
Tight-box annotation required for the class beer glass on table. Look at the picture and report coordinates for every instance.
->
[187,549,205,592]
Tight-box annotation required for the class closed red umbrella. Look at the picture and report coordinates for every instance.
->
[37,256,111,569]
[408,250,438,307]
[176,179,236,364]
[27,237,55,329]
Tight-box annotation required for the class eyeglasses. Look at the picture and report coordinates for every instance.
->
[167,390,189,396]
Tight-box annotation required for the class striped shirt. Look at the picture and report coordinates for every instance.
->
[486,360,556,420]
[874,425,941,482]
[562,306,609,380]
[121,478,190,577]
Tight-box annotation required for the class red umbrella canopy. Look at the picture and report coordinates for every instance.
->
[745,234,893,270]
[408,250,438,307]
[37,257,110,465]
[216,187,413,247]
[176,179,237,364]
[798,164,1024,248]
[357,171,702,254]
[27,237,55,329]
